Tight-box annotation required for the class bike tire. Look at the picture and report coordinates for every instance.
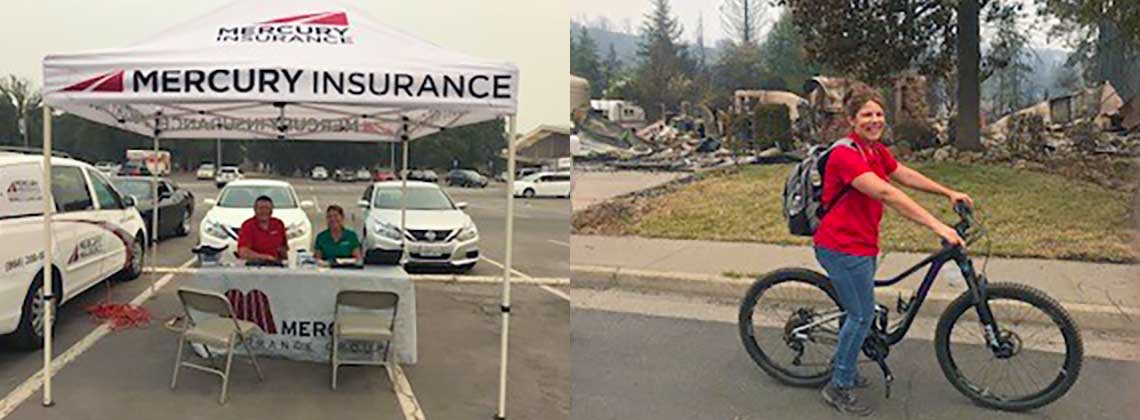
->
[934,282,1083,411]
[738,267,839,387]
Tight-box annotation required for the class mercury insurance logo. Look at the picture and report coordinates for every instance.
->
[217,11,353,45]
[60,70,124,92]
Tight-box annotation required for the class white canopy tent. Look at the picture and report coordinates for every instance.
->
[41,0,521,417]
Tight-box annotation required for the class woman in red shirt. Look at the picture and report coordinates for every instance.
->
[816,86,972,416]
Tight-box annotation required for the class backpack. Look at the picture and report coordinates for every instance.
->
[782,138,865,236]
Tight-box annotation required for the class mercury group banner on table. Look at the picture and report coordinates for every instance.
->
[187,265,417,364]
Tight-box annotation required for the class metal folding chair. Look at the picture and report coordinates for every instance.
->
[171,287,265,404]
[331,290,399,390]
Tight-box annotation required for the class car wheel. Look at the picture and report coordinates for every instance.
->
[118,234,145,281]
[8,273,59,350]
[523,188,536,198]
[176,208,191,236]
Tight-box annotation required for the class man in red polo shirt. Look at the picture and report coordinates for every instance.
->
[237,195,288,263]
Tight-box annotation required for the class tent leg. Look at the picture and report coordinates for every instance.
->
[399,119,410,266]
[496,115,517,420]
[41,107,55,407]
[149,134,160,297]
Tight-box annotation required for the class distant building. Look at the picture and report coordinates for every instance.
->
[1047,81,1123,128]
[507,125,571,168]
[733,90,807,121]
[589,99,647,129]
[803,76,852,116]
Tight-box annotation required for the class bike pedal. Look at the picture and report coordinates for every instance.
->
[874,358,894,399]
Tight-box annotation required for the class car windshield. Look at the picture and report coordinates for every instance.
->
[218,185,296,208]
[372,186,454,210]
[219,168,239,174]
[112,179,154,199]
[520,173,543,182]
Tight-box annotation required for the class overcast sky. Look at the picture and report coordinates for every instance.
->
[570,0,1066,50]
[0,0,567,133]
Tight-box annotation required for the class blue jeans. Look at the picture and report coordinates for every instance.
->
[814,246,877,389]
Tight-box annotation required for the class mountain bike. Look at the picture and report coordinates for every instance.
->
[737,203,1083,411]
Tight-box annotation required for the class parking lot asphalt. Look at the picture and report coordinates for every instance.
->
[0,174,569,420]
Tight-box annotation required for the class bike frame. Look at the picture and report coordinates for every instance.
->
[874,244,1000,349]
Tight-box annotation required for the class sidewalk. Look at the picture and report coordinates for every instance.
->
[571,235,1140,331]
[571,171,684,212]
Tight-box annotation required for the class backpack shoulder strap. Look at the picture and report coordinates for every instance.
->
[830,138,866,161]
[819,138,866,215]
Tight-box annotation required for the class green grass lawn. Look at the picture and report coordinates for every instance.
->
[627,162,1136,263]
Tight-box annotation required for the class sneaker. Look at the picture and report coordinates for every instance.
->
[821,383,873,417]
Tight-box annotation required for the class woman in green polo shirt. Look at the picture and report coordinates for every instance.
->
[313,205,362,264]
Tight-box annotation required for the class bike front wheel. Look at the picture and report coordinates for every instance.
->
[934,282,1083,411]
[738,268,843,387]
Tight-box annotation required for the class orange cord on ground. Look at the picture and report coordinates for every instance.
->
[85,303,152,330]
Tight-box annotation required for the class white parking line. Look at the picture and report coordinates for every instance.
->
[479,256,530,280]
[390,363,426,420]
[479,257,569,301]
[0,257,195,419]
[547,240,570,247]
[537,285,570,301]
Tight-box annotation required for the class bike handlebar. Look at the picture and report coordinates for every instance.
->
[942,201,982,250]
[954,201,974,222]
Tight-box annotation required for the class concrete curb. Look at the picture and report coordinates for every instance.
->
[571,264,1140,332]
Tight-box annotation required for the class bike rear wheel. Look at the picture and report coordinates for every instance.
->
[934,282,1083,411]
[738,268,842,387]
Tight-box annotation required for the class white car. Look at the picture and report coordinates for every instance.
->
[354,168,371,181]
[214,166,242,188]
[359,181,478,272]
[513,171,572,198]
[198,179,314,256]
[196,163,216,180]
[0,152,147,350]
[310,166,329,180]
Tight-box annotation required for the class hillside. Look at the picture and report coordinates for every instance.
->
[571,20,722,69]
